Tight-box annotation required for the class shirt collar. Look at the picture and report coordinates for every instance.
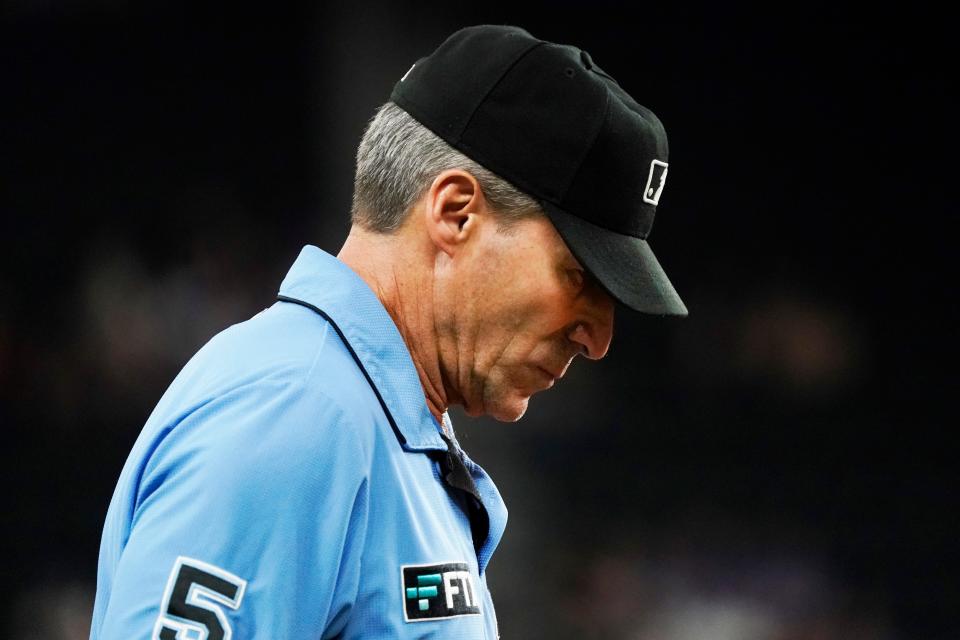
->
[277,245,446,451]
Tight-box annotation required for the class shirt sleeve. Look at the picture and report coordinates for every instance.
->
[95,373,372,639]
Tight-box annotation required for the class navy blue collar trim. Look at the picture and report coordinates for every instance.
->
[277,294,407,447]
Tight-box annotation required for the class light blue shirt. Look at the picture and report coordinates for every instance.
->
[91,245,508,639]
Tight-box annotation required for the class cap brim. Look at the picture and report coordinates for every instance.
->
[542,202,688,316]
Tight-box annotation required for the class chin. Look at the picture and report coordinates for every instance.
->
[483,394,531,423]
[467,374,535,422]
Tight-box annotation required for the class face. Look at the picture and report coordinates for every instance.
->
[437,213,615,422]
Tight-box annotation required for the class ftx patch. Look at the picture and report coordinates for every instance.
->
[402,562,480,622]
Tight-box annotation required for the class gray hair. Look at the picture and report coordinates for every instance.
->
[351,102,543,233]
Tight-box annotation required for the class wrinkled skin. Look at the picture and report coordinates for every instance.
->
[433,212,614,421]
[339,169,615,423]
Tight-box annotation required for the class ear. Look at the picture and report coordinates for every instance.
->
[423,169,488,256]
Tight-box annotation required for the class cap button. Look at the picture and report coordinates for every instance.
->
[580,49,594,70]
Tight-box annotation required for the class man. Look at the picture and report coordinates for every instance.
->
[90,24,686,639]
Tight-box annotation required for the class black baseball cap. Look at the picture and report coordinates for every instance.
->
[391,25,687,316]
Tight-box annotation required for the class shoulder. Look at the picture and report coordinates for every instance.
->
[137,359,375,524]
[140,301,387,498]
[158,300,381,429]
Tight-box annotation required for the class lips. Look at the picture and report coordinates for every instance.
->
[539,356,575,381]
[531,353,577,389]
[532,367,557,390]
[537,366,558,380]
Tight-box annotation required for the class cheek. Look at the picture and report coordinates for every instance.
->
[464,250,575,361]
[484,292,574,365]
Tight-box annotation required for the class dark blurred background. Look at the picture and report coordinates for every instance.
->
[1,2,954,639]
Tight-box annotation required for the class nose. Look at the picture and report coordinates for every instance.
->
[567,285,615,360]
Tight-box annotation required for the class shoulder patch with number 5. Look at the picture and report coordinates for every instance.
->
[153,556,247,640]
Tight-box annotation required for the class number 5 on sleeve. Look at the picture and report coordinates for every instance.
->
[152,557,247,640]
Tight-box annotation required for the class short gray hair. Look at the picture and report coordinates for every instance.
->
[351,102,543,232]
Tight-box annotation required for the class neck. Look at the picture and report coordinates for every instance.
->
[337,225,450,424]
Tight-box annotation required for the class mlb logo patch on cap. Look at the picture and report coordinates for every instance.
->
[643,159,668,205]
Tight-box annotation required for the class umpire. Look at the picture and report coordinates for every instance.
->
[91,24,686,639]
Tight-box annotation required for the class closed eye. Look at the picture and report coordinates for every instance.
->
[567,268,584,293]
